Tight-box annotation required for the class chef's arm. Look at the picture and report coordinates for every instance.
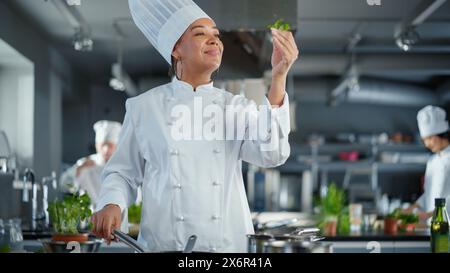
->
[418,211,434,221]
[59,163,80,193]
[403,203,421,214]
[404,201,433,221]
[267,76,286,107]
[239,93,291,168]
[93,100,145,241]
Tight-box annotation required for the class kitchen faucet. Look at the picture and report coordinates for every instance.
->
[22,168,43,231]
[40,172,58,229]
[23,168,56,231]
[22,168,34,203]
[30,170,40,231]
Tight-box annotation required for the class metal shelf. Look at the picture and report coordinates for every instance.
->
[292,143,427,155]
[377,162,426,173]
[277,160,426,173]
[276,161,310,173]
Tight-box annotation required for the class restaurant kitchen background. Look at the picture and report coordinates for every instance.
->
[1,0,450,253]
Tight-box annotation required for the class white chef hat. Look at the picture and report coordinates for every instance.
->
[417,106,449,138]
[128,0,211,64]
[93,120,122,144]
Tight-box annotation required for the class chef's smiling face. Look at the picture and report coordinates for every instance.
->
[172,18,223,75]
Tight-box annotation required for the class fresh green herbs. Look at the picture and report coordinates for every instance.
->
[267,19,291,31]
[47,193,92,234]
[317,183,349,235]
[386,208,401,219]
[320,183,346,217]
[0,244,11,253]
[398,213,419,225]
[128,203,142,224]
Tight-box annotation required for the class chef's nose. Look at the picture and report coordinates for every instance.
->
[208,39,219,46]
[207,35,219,45]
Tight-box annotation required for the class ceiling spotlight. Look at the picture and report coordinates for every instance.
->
[72,28,93,52]
[109,77,125,92]
[395,26,420,52]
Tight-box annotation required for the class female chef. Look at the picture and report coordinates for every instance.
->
[91,0,299,252]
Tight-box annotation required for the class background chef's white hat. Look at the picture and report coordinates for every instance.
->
[417,106,449,138]
[93,120,122,144]
[128,0,211,64]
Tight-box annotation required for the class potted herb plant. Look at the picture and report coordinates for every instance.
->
[319,183,346,236]
[47,193,92,243]
[384,209,400,235]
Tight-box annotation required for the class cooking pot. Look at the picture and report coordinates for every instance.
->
[247,227,327,253]
[39,239,103,253]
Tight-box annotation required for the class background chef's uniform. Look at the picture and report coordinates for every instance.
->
[60,120,122,206]
[416,106,450,215]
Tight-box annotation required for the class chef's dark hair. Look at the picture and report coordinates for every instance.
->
[169,56,177,79]
[437,131,450,141]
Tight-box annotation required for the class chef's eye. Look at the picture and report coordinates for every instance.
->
[194,32,204,36]
[215,33,221,38]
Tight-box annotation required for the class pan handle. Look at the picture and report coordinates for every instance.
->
[258,218,299,230]
[112,229,146,253]
[292,227,320,236]
[183,235,197,253]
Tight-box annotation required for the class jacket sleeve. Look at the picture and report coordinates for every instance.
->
[238,93,291,168]
[96,99,145,214]
[440,164,450,213]
[416,159,432,210]
[416,193,426,210]
[59,163,79,193]
[59,156,90,193]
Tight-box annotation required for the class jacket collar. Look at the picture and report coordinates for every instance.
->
[438,144,450,157]
[171,77,214,97]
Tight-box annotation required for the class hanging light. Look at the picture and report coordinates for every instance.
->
[395,26,420,52]
[72,28,93,52]
[109,33,137,95]
[109,76,126,92]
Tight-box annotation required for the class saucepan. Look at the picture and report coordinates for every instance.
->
[247,227,329,253]
[112,229,198,253]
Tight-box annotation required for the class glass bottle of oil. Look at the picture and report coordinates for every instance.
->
[431,198,449,253]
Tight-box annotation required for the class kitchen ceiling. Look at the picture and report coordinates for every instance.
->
[4,0,450,85]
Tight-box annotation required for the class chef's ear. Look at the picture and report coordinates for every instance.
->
[172,47,181,60]
[172,36,185,60]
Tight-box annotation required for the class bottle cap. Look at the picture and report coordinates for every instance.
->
[435,198,446,207]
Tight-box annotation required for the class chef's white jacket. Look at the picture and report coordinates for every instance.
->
[97,77,291,252]
[417,145,450,213]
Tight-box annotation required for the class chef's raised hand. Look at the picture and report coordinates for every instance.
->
[91,204,122,244]
[270,28,299,79]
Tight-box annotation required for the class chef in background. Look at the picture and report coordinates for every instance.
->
[60,120,122,206]
[404,106,450,221]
